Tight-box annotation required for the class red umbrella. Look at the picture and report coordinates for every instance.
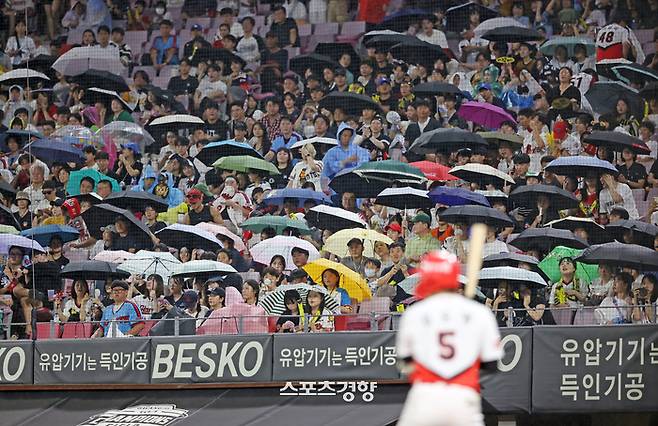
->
[410,161,458,181]
[457,101,517,130]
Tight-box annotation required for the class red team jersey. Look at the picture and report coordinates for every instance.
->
[396,293,503,393]
[595,23,630,62]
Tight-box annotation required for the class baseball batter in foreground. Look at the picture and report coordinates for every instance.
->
[396,250,503,426]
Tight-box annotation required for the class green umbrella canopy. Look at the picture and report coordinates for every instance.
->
[0,225,19,234]
[539,246,599,284]
[212,155,280,175]
[67,169,121,196]
[240,215,312,235]
[354,160,426,182]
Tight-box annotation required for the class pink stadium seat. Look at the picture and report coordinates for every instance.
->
[177,29,192,43]
[140,320,157,336]
[551,308,573,325]
[187,17,212,29]
[314,22,339,36]
[632,189,649,218]
[298,23,312,37]
[257,2,271,15]
[635,29,655,45]
[305,34,336,53]
[66,28,85,45]
[61,322,93,339]
[258,25,271,38]
[36,323,61,339]
[124,31,149,50]
[254,15,265,29]
[340,21,365,36]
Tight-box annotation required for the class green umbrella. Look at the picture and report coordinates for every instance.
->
[353,160,426,183]
[539,246,598,284]
[67,169,121,196]
[539,36,595,57]
[240,216,312,235]
[212,155,280,175]
[0,225,19,235]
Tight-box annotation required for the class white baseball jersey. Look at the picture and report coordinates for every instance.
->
[396,292,502,393]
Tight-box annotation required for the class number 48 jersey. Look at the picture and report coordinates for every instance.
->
[396,292,503,393]
[595,23,631,63]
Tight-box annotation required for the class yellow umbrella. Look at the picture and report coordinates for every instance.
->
[323,228,393,258]
[303,258,372,302]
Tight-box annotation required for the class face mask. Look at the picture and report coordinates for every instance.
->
[156,7,165,15]
[263,278,273,287]
[364,268,376,278]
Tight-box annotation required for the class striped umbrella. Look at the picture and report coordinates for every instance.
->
[258,284,339,315]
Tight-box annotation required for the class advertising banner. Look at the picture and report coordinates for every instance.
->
[0,340,32,385]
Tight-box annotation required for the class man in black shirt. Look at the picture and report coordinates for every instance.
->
[375,243,412,308]
[47,235,69,269]
[269,5,299,48]
[167,59,199,97]
[182,24,211,59]
[260,32,288,93]
[203,102,229,142]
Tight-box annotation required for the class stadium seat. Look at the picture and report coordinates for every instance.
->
[636,29,655,45]
[36,322,61,339]
[267,316,278,333]
[551,308,573,325]
[340,21,365,37]
[298,23,312,37]
[254,15,265,29]
[258,25,271,38]
[140,320,157,336]
[314,22,339,36]
[66,28,85,45]
[187,17,212,30]
[256,2,271,15]
[177,29,192,42]
[632,189,649,218]
[124,31,149,50]
[305,34,336,53]
[61,322,93,339]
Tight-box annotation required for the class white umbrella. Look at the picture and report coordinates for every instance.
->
[449,163,515,186]
[155,223,223,252]
[52,46,123,76]
[148,114,204,129]
[0,68,50,85]
[117,250,181,282]
[99,121,156,146]
[171,259,236,277]
[93,250,134,263]
[474,17,526,38]
[196,222,246,252]
[375,187,434,210]
[289,136,338,150]
[250,236,319,270]
[478,266,547,288]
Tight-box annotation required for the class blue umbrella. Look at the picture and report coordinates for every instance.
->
[428,187,491,207]
[20,225,80,247]
[196,140,263,166]
[0,129,43,151]
[24,138,84,166]
[544,155,619,177]
[262,188,332,208]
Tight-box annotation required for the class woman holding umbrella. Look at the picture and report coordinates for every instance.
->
[106,98,134,124]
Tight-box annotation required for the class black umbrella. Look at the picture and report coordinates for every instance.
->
[0,68,51,87]
[73,69,130,93]
[640,82,658,100]
[329,168,423,198]
[585,81,645,120]
[81,203,152,240]
[611,63,658,85]
[481,26,542,43]
[445,2,498,33]
[389,39,448,66]
[319,91,382,116]
[290,53,338,77]
[575,241,658,271]
[377,9,435,32]
[509,184,579,210]
[606,219,658,248]
[15,55,57,73]
[306,205,368,232]
[155,223,223,252]
[60,260,130,281]
[545,216,612,244]
[0,179,16,199]
[412,81,464,97]
[0,204,20,229]
[409,128,488,155]
[67,192,104,207]
[509,227,589,253]
[363,32,418,52]
[103,191,169,213]
[191,47,246,69]
[584,131,650,155]
[375,187,435,210]
[315,42,360,67]
[438,204,514,228]
[82,87,133,112]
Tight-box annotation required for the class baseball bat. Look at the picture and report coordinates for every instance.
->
[464,223,487,299]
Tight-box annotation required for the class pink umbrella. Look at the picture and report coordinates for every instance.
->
[197,287,268,335]
[197,222,247,252]
[457,101,517,130]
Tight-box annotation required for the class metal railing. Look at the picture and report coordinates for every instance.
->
[2,304,655,340]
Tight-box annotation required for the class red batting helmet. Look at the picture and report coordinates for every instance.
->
[415,250,460,298]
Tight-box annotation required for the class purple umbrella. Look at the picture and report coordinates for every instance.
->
[457,101,517,130]
[428,187,491,207]
[0,235,46,254]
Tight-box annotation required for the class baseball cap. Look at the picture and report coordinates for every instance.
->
[411,212,432,225]
[121,142,141,155]
[186,188,203,202]
[347,237,363,247]
[234,121,247,131]
[191,23,202,31]
[50,197,65,207]
[376,77,391,86]
[182,290,199,309]
[289,268,309,281]
[513,153,531,164]
[478,83,492,91]
[385,223,402,233]
[334,67,347,76]
[208,287,225,297]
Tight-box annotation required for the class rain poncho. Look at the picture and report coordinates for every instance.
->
[321,123,370,181]
[196,287,268,335]
[131,165,184,208]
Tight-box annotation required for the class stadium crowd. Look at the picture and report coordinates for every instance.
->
[1,0,658,340]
